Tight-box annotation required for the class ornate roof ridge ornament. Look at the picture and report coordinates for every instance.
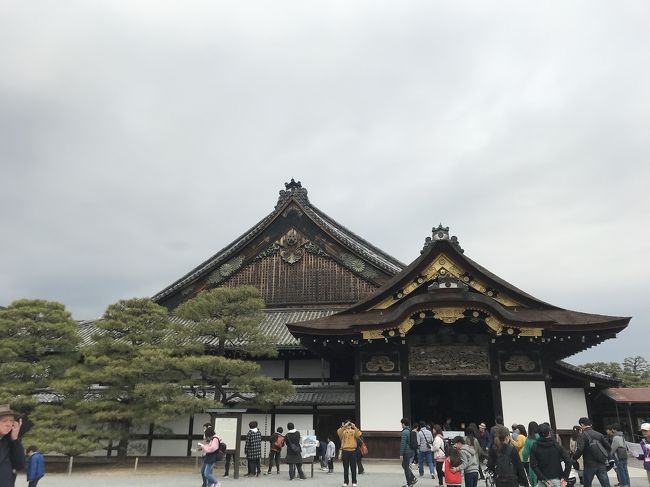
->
[276,178,310,209]
[421,223,464,254]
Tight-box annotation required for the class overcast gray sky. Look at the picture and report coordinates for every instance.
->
[1,1,648,365]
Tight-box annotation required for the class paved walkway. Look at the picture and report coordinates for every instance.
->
[34,460,650,487]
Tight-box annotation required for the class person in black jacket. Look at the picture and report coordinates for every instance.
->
[0,405,25,487]
[573,417,611,487]
[487,425,529,487]
[530,423,572,487]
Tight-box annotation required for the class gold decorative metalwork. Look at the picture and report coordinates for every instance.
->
[361,328,385,340]
[371,252,522,309]
[518,327,543,337]
[360,306,542,340]
[432,307,466,324]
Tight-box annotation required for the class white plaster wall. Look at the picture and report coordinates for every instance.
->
[500,381,550,427]
[150,439,188,456]
[257,360,286,378]
[289,359,330,378]
[193,413,212,434]
[157,416,191,435]
[552,388,588,430]
[359,381,402,431]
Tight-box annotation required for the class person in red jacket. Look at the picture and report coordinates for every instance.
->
[445,448,463,487]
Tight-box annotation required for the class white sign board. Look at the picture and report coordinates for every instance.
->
[301,434,318,458]
[214,417,238,450]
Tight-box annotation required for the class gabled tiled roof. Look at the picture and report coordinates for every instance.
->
[152,182,404,303]
[77,308,338,349]
[603,387,650,403]
[554,360,620,385]
[285,384,355,405]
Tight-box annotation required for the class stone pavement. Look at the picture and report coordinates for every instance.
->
[33,459,650,487]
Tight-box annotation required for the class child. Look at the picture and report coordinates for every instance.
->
[26,445,45,487]
[445,447,463,487]
[326,436,336,473]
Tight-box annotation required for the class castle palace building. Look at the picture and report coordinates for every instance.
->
[152,180,629,458]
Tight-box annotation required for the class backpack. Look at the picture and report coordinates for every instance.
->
[273,434,285,450]
[583,432,608,464]
[205,436,226,462]
[494,444,518,485]
[215,437,227,461]
[443,438,451,456]
[410,430,419,451]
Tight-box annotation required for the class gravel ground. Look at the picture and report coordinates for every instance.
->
[29,459,650,487]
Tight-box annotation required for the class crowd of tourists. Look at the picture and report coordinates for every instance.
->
[399,416,650,487]
[197,419,361,487]
[2,404,650,487]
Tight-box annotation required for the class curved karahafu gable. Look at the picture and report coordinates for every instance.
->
[288,225,630,357]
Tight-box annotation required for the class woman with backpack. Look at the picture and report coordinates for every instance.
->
[198,426,221,487]
[266,426,284,475]
[431,424,446,487]
[487,425,529,487]
[285,422,307,480]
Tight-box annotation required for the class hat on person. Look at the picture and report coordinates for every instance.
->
[641,423,650,431]
[479,423,487,428]
[0,404,21,419]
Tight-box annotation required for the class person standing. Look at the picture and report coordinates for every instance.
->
[198,425,221,487]
[523,422,540,487]
[479,423,491,452]
[530,423,572,487]
[326,436,336,474]
[25,446,45,487]
[417,421,436,479]
[453,436,479,487]
[465,424,485,481]
[244,420,262,477]
[511,424,528,461]
[574,417,611,487]
[285,422,306,480]
[432,424,446,486]
[637,422,650,486]
[338,420,362,487]
[400,418,417,487]
[266,426,284,475]
[0,405,24,487]
[606,425,629,487]
[487,425,529,487]
[444,447,463,487]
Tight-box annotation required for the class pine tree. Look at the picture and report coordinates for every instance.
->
[54,298,206,458]
[175,286,294,407]
[0,299,80,412]
[622,356,650,386]
[27,405,100,457]
[175,286,276,357]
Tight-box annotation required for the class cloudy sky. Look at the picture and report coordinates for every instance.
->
[1,1,648,365]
